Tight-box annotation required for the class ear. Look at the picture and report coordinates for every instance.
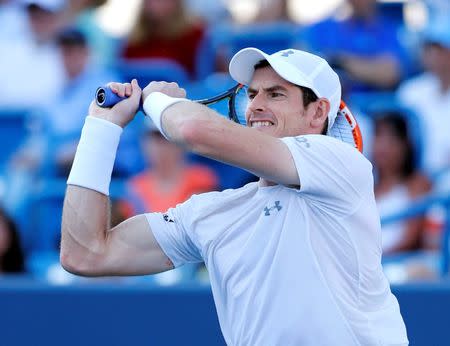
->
[310,98,330,131]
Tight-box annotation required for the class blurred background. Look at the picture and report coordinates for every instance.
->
[1,0,450,345]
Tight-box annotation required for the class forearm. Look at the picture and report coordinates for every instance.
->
[160,102,298,185]
[60,185,110,275]
[342,55,400,88]
[60,116,122,275]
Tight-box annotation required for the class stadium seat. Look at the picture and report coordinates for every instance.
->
[0,109,31,172]
[196,22,298,79]
[22,178,125,254]
[115,58,190,86]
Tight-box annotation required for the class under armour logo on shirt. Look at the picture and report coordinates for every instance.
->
[280,49,295,57]
[298,137,310,148]
[163,213,174,223]
[264,201,282,216]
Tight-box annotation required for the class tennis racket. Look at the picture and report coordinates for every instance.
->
[95,84,247,125]
[95,84,363,152]
[329,100,363,153]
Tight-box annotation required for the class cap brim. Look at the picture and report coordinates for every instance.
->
[229,47,319,96]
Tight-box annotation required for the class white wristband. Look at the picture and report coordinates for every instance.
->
[67,116,122,195]
[143,92,188,138]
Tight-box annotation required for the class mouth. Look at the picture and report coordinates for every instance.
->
[249,120,275,128]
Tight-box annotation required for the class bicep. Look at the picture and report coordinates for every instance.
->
[102,214,173,276]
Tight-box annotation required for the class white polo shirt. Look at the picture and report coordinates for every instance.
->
[146,135,408,346]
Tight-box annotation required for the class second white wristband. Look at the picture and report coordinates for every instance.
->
[143,92,188,138]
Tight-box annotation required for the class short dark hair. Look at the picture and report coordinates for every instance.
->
[374,112,415,178]
[254,59,327,134]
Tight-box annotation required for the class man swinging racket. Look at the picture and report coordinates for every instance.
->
[61,47,408,345]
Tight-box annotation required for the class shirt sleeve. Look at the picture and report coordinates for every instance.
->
[281,135,373,216]
[145,198,203,268]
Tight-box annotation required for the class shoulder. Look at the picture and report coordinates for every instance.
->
[282,134,373,186]
[283,134,369,163]
[183,182,257,209]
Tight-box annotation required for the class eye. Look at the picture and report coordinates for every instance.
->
[270,92,284,98]
[247,93,256,100]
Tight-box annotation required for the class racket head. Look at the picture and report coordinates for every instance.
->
[195,83,248,126]
[328,100,363,152]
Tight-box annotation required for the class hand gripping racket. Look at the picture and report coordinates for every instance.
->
[95,84,363,152]
[95,84,245,124]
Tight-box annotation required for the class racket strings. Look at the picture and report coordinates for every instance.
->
[329,113,357,147]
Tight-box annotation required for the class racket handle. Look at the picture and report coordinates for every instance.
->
[95,85,146,111]
[95,86,125,107]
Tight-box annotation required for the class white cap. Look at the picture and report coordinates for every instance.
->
[229,48,341,132]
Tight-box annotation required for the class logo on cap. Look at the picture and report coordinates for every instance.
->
[280,49,295,57]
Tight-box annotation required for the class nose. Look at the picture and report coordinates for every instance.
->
[247,91,266,113]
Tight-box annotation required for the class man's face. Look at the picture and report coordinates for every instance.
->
[245,66,318,138]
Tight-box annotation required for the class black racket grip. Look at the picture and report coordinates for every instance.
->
[95,86,143,111]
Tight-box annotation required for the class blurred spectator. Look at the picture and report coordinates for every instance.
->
[114,120,218,222]
[303,0,406,95]
[424,0,450,20]
[0,0,66,109]
[62,0,118,67]
[253,0,292,23]
[0,0,28,39]
[372,113,431,255]
[397,18,450,178]
[3,27,117,215]
[121,0,205,77]
[14,27,117,175]
[185,0,230,24]
[0,207,25,274]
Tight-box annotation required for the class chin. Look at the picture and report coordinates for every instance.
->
[253,126,277,135]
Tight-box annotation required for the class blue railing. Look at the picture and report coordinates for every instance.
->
[381,192,450,275]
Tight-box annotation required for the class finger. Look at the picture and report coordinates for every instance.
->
[107,82,121,94]
[107,82,127,97]
[124,82,132,97]
[129,79,142,103]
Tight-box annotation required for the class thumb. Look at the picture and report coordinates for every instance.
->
[129,79,142,102]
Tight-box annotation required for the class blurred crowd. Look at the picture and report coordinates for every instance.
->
[1,0,450,285]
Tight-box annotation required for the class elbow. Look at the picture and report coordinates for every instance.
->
[178,118,211,153]
[60,250,85,276]
[60,247,103,277]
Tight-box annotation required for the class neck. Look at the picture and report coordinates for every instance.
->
[259,178,277,187]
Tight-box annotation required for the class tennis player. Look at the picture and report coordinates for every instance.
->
[61,48,408,345]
